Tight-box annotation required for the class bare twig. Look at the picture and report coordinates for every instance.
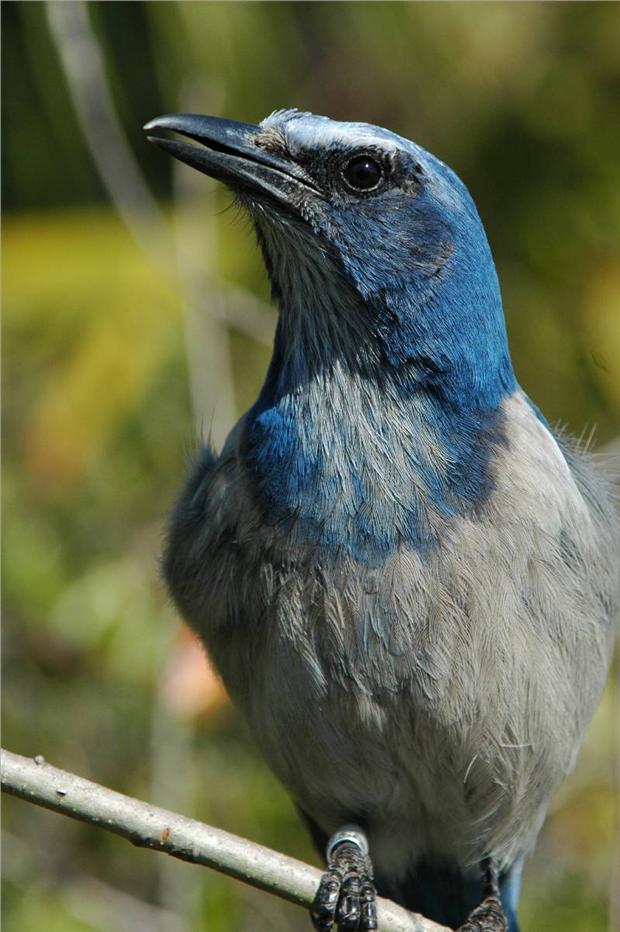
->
[1,749,449,932]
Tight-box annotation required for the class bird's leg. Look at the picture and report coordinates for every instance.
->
[311,825,378,931]
[457,858,507,932]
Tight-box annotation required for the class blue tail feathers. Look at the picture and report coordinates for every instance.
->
[375,857,522,931]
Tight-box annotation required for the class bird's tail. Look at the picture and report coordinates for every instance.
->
[375,857,522,931]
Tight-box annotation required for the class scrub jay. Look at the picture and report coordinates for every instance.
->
[145,110,619,931]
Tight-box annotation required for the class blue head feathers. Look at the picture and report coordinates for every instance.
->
[251,109,516,409]
[147,109,518,561]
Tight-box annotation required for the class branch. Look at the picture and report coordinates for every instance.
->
[1,749,449,932]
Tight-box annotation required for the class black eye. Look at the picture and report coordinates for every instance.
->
[341,155,383,192]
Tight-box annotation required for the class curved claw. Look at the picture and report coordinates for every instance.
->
[312,869,342,930]
[457,897,507,932]
[360,880,378,929]
[337,872,363,929]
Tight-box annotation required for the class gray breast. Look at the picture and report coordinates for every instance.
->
[164,391,619,874]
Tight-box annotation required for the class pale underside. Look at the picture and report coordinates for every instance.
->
[167,389,618,881]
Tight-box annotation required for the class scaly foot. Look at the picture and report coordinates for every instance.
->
[311,826,378,931]
[458,858,507,932]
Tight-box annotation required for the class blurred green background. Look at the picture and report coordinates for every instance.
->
[3,3,619,931]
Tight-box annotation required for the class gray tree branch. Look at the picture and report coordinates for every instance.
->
[1,748,449,932]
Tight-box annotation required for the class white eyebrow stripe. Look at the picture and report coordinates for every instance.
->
[300,124,400,152]
[262,113,403,156]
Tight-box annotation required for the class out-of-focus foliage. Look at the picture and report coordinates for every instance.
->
[2,3,619,932]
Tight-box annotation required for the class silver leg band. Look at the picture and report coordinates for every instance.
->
[325,824,369,861]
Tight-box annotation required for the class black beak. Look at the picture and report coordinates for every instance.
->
[144,113,318,210]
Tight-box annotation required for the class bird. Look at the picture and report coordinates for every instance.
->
[145,109,619,931]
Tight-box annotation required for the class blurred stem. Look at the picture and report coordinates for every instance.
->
[173,84,236,446]
[1,749,444,932]
[46,5,272,445]
[149,617,198,932]
[45,1,172,272]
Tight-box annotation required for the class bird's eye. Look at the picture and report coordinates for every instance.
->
[341,155,383,192]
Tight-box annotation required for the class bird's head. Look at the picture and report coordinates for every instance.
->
[146,109,515,408]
